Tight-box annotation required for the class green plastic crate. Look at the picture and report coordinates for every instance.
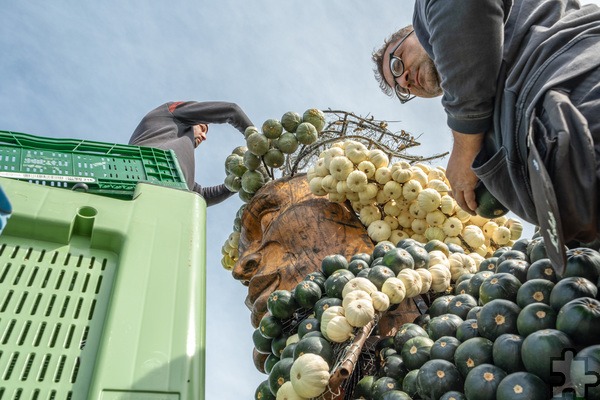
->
[0,178,206,400]
[0,130,189,199]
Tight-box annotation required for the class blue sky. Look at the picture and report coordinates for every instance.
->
[2,1,598,398]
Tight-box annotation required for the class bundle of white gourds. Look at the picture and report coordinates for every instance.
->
[306,139,523,256]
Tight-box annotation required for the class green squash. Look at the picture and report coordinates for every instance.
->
[516,303,557,337]
[467,271,494,299]
[353,375,375,399]
[430,335,462,362]
[348,259,371,276]
[367,265,396,290]
[252,328,273,354]
[492,333,525,374]
[496,249,527,265]
[405,244,430,269]
[382,247,415,274]
[313,297,342,321]
[401,369,420,398]
[448,293,478,319]
[373,240,397,259]
[321,254,349,277]
[556,297,600,346]
[474,183,509,218]
[477,299,521,341]
[416,359,464,400]
[393,323,429,353]
[463,363,507,400]
[456,319,479,342]
[495,371,549,400]
[297,317,320,339]
[521,329,574,384]
[478,257,498,273]
[264,354,280,374]
[280,111,302,133]
[439,391,466,400]
[379,390,413,400]
[352,252,373,265]
[453,337,494,378]
[572,345,600,399]
[429,295,455,318]
[479,273,522,305]
[564,247,600,282]
[516,278,555,308]
[268,357,294,395]
[267,289,298,319]
[279,342,296,359]
[466,306,483,320]
[382,354,409,382]
[255,379,276,400]
[495,259,530,283]
[427,313,464,341]
[401,336,434,370]
[526,258,558,282]
[271,334,290,358]
[293,336,334,367]
[371,376,400,399]
[259,315,283,339]
[549,276,598,311]
[324,269,355,299]
[293,280,322,309]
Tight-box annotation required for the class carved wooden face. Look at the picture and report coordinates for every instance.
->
[232,174,374,327]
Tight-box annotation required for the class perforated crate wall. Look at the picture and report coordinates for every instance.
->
[0,240,116,400]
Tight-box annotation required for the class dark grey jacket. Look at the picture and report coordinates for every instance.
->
[129,101,253,206]
[413,0,600,257]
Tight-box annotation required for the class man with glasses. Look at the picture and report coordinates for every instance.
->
[129,101,254,206]
[373,0,600,268]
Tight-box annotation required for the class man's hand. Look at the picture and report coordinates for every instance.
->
[446,130,484,215]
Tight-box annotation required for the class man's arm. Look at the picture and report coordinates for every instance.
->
[193,183,236,207]
[446,130,484,215]
[169,101,253,135]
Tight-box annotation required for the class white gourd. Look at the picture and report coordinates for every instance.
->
[384,215,400,230]
[411,233,427,244]
[411,218,427,235]
[492,226,512,245]
[322,147,345,169]
[309,177,327,196]
[290,354,330,398]
[440,194,457,215]
[455,209,472,223]
[326,315,355,343]
[428,250,450,267]
[424,226,446,242]
[442,217,463,237]
[482,221,499,239]
[376,190,391,204]
[358,183,379,201]
[306,166,317,182]
[505,218,523,240]
[427,179,451,194]
[359,205,381,226]
[391,164,413,183]
[410,167,429,187]
[426,209,447,227]
[444,236,462,246]
[462,225,486,249]
[320,306,345,339]
[329,155,355,181]
[368,149,390,168]
[415,268,433,294]
[383,180,403,200]
[315,158,329,177]
[493,215,509,226]
[342,289,372,309]
[342,278,378,297]
[320,175,338,193]
[381,277,407,304]
[428,264,452,293]
[345,299,375,327]
[336,180,349,194]
[397,210,414,229]
[396,269,423,298]
[277,381,307,400]
[417,188,442,212]
[413,162,431,174]
[469,214,489,227]
[448,253,477,282]
[468,252,485,268]
[370,291,391,312]
[389,229,410,245]
[357,160,376,179]
[375,167,393,185]
[346,170,368,192]
[346,191,360,202]
[384,200,402,217]
[328,192,346,203]
[402,179,423,201]
[427,169,446,182]
[368,220,392,243]
[345,143,368,165]
[409,201,427,219]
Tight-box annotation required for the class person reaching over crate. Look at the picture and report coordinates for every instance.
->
[129,101,254,206]
[0,184,12,234]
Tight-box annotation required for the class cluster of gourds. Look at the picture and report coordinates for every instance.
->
[252,237,504,400]
[306,140,523,256]
[220,109,327,271]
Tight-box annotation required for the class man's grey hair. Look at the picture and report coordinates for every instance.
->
[372,25,414,97]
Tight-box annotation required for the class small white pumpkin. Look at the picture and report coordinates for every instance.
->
[411,233,427,244]
[326,315,355,343]
[309,177,327,196]
[368,149,390,169]
[462,225,486,249]
[442,217,463,237]
[375,167,393,185]
[345,298,376,327]
[345,141,368,164]
[440,194,457,215]
[321,147,345,169]
[306,166,317,182]
[320,306,345,339]
[346,191,360,202]
[396,269,423,298]
[444,236,462,246]
[346,170,368,192]
[290,354,330,398]
[448,252,477,282]
[428,250,450,267]
[428,264,452,293]
[494,215,509,226]
[415,268,433,294]
[342,277,378,297]
[410,167,429,187]
[357,160,377,179]
[381,277,407,304]
[417,188,442,212]
[411,218,428,235]
[482,221,499,239]
[368,220,392,243]
[277,381,307,400]
[469,214,489,227]
[358,182,379,201]
[424,226,446,242]
[389,229,410,245]
[402,179,423,201]
[384,200,402,217]
[329,155,355,181]
[391,166,413,183]
[370,291,391,312]
[336,179,349,194]
[359,205,381,226]
[397,211,415,229]
[314,158,329,177]
[342,290,372,309]
[383,180,403,200]
[455,209,473,223]
[468,252,485,268]
[409,201,427,219]
[492,225,512,245]
[427,169,446,182]
[320,175,339,193]
[427,179,451,194]
[328,192,346,203]
[426,209,447,227]
[505,218,523,240]
[384,215,400,230]
[376,190,391,204]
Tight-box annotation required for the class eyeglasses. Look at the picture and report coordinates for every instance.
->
[388,29,415,104]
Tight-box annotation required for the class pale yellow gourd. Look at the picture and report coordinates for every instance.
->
[413,162,431,174]
[383,180,403,200]
[309,177,327,196]
[411,233,427,244]
[368,220,392,243]
[342,289,372,309]
[442,217,463,237]
[482,221,499,239]
[468,252,485,268]
[326,315,355,343]
[329,155,355,181]
[368,149,390,169]
[411,218,427,235]
[427,179,451,194]
[428,264,452,293]
[389,229,410,245]
[375,167,393,185]
[493,215,509,226]
[427,169,446,182]
[426,209,447,227]
[286,333,300,346]
[410,167,429,187]
[402,179,423,201]
[345,142,368,165]
[449,253,477,282]
[359,205,381,226]
[505,218,523,240]
[381,277,407,304]
[336,180,349,194]
[384,200,402,217]
[428,250,450,267]
[320,306,345,339]
[444,236,462,246]
[376,190,391,204]
[342,278,378,298]
[346,191,360,202]
[384,215,400,230]
[455,209,472,223]
[306,166,317,182]
[358,183,379,201]
[345,298,375,327]
[417,188,442,212]
[346,170,368,192]
[409,201,427,219]
[391,166,413,183]
[440,194,457,215]
[469,214,489,227]
[357,160,377,179]
[315,158,329,177]
[328,192,346,203]
[425,226,446,242]
[277,381,307,400]
[462,225,486,249]
[397,210,414,229]
[492,225,512,245]
[320,175,338,193]
[396,269,423,298]
[370,291,391,312]
[415,268,433,294]
[321,147,345,169]
[290,354,330,398]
